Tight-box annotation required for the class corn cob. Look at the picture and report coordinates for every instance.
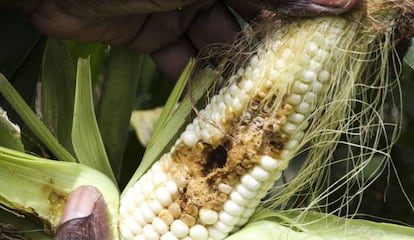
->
[119,0,413,239]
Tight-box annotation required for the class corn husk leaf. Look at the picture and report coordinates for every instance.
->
[40,38,76,156]
[130,107,163,146]
[0,108,24,152]
[404,38,414,70]
[71,57,116,182]
[0,146,119,239]
[96,47,143,180]
[226,209,414,240]
[64,41,106,86]
[0,74,76,163]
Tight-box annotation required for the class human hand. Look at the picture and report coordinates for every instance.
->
[4,0,359,79]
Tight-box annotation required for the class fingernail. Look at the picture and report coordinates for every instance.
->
[60,185,102,224]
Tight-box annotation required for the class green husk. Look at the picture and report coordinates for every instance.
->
[0,146,119,239]
[71,57,116,182]
[226,209,414,240]
[0,108,24,152]
[0,74,76,163]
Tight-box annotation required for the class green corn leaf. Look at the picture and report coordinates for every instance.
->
[226,209,414,240]
[123,62,220,195]
[0,74,76,163]
[64,41,106,86]
[96,47,143,181]
[71,57,116,182]
[0,108,24,152]
[403,38,414,70]
[41,38,76,155]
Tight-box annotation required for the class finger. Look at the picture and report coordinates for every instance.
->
[186,0,241,51]
[54,0,198,17]
[127,1,212,54]
[151,37,197,80]
[54,186,110,240]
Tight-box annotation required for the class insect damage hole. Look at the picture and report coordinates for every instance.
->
[204,145,228,175]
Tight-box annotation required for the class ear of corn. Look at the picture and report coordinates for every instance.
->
[119,17,343,239]
[119,0,414,239]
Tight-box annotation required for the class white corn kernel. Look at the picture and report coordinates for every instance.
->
[318,70,330,82]
[288,113,305,123]
[133,208,147,225]
[250,166,269,182]
[302,70,317,83]
[171,220,189,238]
[208,227,228,240]
[189,224,209,240]
[281,48,293,59]
[275,59,286,69]
[218,183,232,194]
[133,235,145,240]
[223,200,244,216]
[303,92,316,103]
[230,191,249,206]
[269,69,280,79]
[235,184,256,199]
[311,81,324,93]
[153,171,168,187]
[236,217,249,227]
[307,42,319,55]
[291,130,305,141]
[292,81,309,94]
[286,94,302,105]
[199,209,219,225]
[241,207,256,218]
[153,217,169,235]
[240,174,261,191]
[159,210,174,225]
[285,139,299,150]
[213,221,233,233]
[141,202,156,223]
[309,60,322,71]
[259,156,280,171]
[295,102,311,114]
[160,232,178,240]
[181,131,198,147]
[120,223,134,239]
[143,224,159,240]
[155,187,173,207]
[249,55,259,66]
[165,180,179,197]
[219,212,240,226]
[283,122,298,134]
[238,79,254,93]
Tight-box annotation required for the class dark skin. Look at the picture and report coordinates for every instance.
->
[4,0,359,79]
[2,0,360,239]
